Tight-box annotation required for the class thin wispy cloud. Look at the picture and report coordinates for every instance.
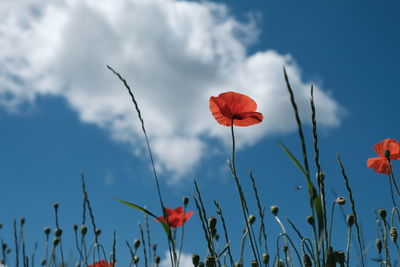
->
[0,0,344,183]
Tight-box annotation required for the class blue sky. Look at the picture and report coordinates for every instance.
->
[1,0,400,266]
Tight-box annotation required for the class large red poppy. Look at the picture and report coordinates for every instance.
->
[209,91,263,127]
[367,138,400,174]
[156,207,193,228]
[88,259,115,267]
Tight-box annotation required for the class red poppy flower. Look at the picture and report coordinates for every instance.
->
[367,138,400,174]
[88,259,115,267]
[156,207,193,228]
[209,91,263,127]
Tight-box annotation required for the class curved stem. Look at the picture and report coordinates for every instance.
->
[328,201,336,247]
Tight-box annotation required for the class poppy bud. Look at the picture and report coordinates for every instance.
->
[208,217,217,230]
[199,263,205,267]
[391,227,398,243]
[41,259,47,266]
[335,251,345,265]
[262,253,269,264]
[276,259,284,267]
[192,254,200,266]
[384,149,391,158]
[251,260,258,267]
[55,228,63,237]
[376,238,382,253]
[183,196,190,206]
[155,256,160,264]
[205,256,215,267]
[248,215,256,225]
[379,209,387,220]
[133,256,139,264]
[234,262,243,267]
[214,233,220,241]
[211,228,217,238]
[152,244,158,251]
[335,197,346,205]
[346,214,355,227]
[307,216,315,226]
[81,225,87,236]
[316,171,325,183]
[73,224,78,232]
[270,205,279,216]
[53,237,60,246]
[20,218,25,226]
[302,253,312,267]
[43,227,51,235]
[53,202,59,210]
[283,245,288,253]
[95,228,101,236]
[2,243,7,250]
[134,239,141,249]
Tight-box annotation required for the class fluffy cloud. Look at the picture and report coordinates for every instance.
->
[159,251,192,267]
[0,0,343,182]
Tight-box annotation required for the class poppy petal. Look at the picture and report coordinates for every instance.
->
[367,157,390,174]
[233,112,264,127]
[373,138,400,159]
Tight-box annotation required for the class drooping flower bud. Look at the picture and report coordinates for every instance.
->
[379,209,387,220]
[262,253,269,264]
[208,217,217,230]
[248,215,256,225]
[55,228,63,237]
[205,256,215,267]
[270,205,279,216]
[335,251,345,265]
[347,214,355,227]
[251,260,258,267]
[302,253,312,267]
[53,237,60,246]
[134,239,141,250]
[43,227,51,236]
[81,225,87,236]
[376,238,383,253]
[276,259,284,267]
[95,228,101,236]
[335,197,346,205]
[133,256,139,264]
[183,196,190,206]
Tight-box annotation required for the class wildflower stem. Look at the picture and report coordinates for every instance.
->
[214,201,235,267]
[345,226,352,267]
[328,201,336,247]
[230,122,262,265]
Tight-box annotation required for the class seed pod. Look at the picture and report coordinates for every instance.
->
[276,259,284,267]
[335,197,346,205]
[81,225,87,236]
[43,226,51,235]
[251,260,258,267]
[379,209,387,220]
[234,262,243,267]
[53,237,60,246]
[192,254,200,266]
[375,238,383,254]
[73,224,78,232]
[391,227,398,243]
[20,218,25,226]
[199,263,205,267]
[133,256,139,264]
[95,228,101,236]
[283,245,288,253]
[155,256,160,264]
[270,205,279,216]
[205,256,215,267]
[183,196,190,206]
[53,202,59,209]
[302,253,312,267]
[41,259,47,266]
[307,216,315,226]
[262,253,270,264]
[55,228,63,237]
[346,214,355,227]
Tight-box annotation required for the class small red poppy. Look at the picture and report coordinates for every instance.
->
[88,259,115,267]
[367,138,400,174]
[209,91,263,127]
[156,207,193,228]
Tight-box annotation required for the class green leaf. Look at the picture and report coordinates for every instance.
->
[113,198,171,237]
[277,140,308,177]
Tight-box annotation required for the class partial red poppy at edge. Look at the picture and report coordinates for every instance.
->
[88,259,115,267]
[209,91,263,127]
[155,206,193,228]
[367,138,400,174]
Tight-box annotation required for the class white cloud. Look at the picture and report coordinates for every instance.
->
[0,0,344,183]
[159,251,193,267]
